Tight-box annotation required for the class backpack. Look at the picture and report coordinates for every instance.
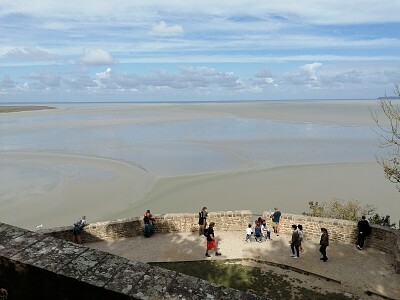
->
[203,227,209,237]
[74,220,83,229]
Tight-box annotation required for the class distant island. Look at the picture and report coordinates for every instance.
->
[0,106,55,113]
[377,96,400,100]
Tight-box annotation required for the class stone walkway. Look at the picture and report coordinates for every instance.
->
[87,231,399,299]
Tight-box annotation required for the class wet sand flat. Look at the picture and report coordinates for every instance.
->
[1,101,399,230]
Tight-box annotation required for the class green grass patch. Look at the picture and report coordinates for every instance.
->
[151,260,354,299]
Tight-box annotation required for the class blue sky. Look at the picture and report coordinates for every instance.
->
[0,1,399,102]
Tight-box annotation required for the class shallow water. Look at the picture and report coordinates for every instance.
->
[2,101,398,228]
[0,103,382,176]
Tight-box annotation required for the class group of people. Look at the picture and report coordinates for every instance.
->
[71,207,371,263]
[246,217,271,242]
[198,207,222,257]
[289,223,329,262]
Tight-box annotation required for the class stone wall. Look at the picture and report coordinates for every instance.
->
[40,210,254,243]
[262,212,400,273]
[0,222,261,300]
[40,210,400,274]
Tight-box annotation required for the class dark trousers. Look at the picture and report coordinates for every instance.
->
[319,245,328,260]
[357,232,366,248]
[290,244,299,257]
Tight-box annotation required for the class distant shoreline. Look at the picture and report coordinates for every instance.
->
[0,106,55,113]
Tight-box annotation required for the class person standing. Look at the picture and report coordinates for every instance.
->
[319,228,329,262]
[144,209,155,237]
[357,216,371,250]
[270,208,281,236]
[290,224,300,259]
[205,222,221,257]
[198,207,208,236]
[298,224,304,252]
[72,216,87,244]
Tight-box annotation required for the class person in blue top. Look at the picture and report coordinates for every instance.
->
[270,207,281,236]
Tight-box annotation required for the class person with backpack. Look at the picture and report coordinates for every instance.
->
[72,216,86,244]
[205,222,221,257]
[357,216,371,250]
[198,206,208,236]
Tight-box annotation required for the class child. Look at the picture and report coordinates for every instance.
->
[262,219,271,240]
[245,224,253,242]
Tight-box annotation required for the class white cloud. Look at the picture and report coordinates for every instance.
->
[5,47,59,61]
[79,48,117,65]
[96,68,112,79]
[2,1,400,24]
[300,63,322,81]
[252,68,277,88]
[285,63,323,88]
[151,21,184,36]
[63,66,243,92]
[28,72,61,88]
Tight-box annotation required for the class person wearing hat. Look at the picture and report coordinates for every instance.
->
[205,222,222,257]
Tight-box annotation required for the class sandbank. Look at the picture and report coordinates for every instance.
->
[0,105,55,113]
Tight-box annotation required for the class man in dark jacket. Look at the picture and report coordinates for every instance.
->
[357,215,371,250]
[198,207,208,236]
[319,228,329,262]
[290,224,300,258]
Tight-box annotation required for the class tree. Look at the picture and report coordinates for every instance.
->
[371,84,400,191]
[368,213,396,228]
[304,199,375,221]
[304,199,396,228]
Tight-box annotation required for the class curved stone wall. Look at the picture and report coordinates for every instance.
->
[1,211,399,299]
[40,210,400,274]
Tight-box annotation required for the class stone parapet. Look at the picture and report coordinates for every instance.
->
[262,212,400,274]
[40,210,254,243]
[39,210,400,274]
[0,222,262,299]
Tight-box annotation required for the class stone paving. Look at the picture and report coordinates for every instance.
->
[87,231,400,299]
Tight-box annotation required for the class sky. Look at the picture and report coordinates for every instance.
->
[0,0,400,103]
